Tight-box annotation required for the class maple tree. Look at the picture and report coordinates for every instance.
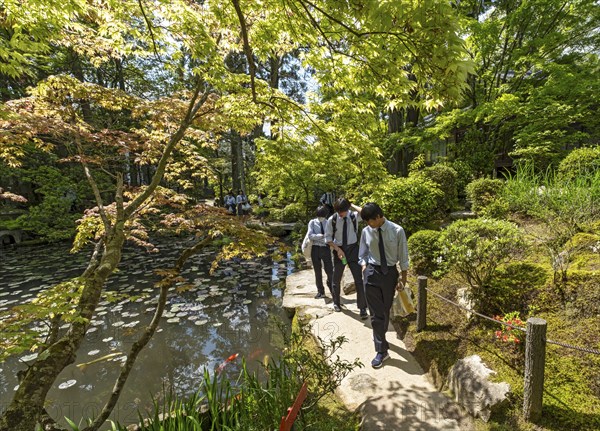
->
[0,0,471,429]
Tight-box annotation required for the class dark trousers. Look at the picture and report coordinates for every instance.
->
[332,243,367,310]
[364,264,398,353]
[311,245,333,294]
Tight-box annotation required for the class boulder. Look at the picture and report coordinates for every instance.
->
[447,355,510,422]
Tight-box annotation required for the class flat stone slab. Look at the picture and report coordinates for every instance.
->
[284,269,472,431]
[282,268,355,316]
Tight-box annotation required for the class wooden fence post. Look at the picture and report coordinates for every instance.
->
[523,317,547,422]
[416,276,427,332]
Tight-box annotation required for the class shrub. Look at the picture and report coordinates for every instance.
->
[465,178,505,214]
[488,262,549,315]
[446,160,474,199]
[439,218,525,309]
[372,175,443,235]
[558,146,600,181]
[408,229,443,277]
[412,164,458,214]
[271,202,305,223]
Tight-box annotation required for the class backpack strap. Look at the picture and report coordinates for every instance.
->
[332,212,357,238]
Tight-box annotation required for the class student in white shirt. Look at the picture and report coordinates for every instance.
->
[307,206,333,299]
[325,198,367,317]
[359,202,409,368]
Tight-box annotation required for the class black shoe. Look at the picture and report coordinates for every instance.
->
[314,292,326,299]
[333,304,342,312]
[371,351,389,368]
[359,309,368,320]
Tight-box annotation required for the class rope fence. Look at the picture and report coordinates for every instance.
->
[422,283,600,354]
[414,275,600,423]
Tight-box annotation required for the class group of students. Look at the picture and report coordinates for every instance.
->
[306,197,409,369]
[223,190,251,216]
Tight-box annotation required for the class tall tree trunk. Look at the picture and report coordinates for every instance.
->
[231,132,245,192]
[68,49,93,122]
[387,108,403,174]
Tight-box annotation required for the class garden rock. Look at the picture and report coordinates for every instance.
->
[447,355,511,422]
[457,287,475,319]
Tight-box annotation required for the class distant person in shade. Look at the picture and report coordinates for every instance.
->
[359,202,409,368]
[320,191,336,217]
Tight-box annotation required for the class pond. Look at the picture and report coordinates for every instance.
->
[0,237,294,428]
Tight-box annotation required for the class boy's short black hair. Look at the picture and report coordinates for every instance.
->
[316,205,329,218]
[360,202,384,221]
[333,198,351,213]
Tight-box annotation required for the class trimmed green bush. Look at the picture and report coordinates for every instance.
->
[465,178,505,214]
[408,229,443,277]
[439,218,525,310]
[558,146,600,181]
[373,175,443,235]
[413,164,458,214]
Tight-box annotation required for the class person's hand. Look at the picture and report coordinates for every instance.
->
[337,249,345,260]
[396,281,405,292]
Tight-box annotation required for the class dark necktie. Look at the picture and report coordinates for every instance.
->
[378,227,388,274]
[320,222,324,235]
[342,217,348,247]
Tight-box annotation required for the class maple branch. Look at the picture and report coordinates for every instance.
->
[115,172,124,222]
[76,136,111,233]
[231,0,257,102]
[124,81,210,218]
[138,0,160,59]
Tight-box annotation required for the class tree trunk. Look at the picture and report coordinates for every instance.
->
[0,230,125,431]
[231,132,245,192]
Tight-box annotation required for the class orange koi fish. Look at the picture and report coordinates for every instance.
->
[216,353,239,374]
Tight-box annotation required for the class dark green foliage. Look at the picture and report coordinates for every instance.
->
[272,202,306,223]
[413,164,458,214]
[445,160,474,199]
[465,178,505,215]
[13,166,82,241]
[488,262,549,316]
[408,229,443,277]
[373,176,443,235]
[558,146,600,181]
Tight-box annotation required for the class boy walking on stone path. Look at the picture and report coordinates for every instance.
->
[358,202,409,368]
[325,198,368,317]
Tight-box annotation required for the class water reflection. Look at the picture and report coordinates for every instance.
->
[0,237,293,427]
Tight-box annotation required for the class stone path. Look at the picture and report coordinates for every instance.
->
[283,270,472,431]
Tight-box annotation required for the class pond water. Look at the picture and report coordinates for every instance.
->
[0,237,294,428]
